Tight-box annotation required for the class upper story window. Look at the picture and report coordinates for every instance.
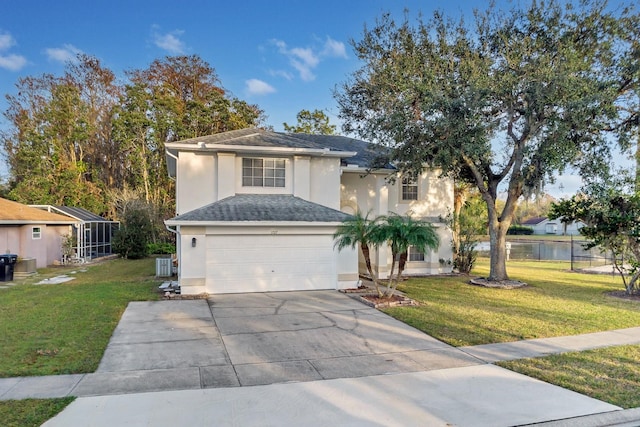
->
[32,226,42,239]
[242,158,285,187]
[408,246,425,262]
[401,177,418,201]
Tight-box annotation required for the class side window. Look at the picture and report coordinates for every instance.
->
[401,177,418,201]
[408,246,425,262]
[32,226,42,239]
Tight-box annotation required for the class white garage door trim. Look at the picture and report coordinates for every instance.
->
[205,231,337,294]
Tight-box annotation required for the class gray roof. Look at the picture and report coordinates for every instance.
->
[291,134,394,169]
[170,128,345,152]
[168,194,351,223]
[166,128,394,170]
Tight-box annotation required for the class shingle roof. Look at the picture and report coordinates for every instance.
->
[290,133,394,169]
[522,217,548,225]
[167,194,350,223]
[170,128,342,151]
[166,128,394,170]
[0,198,77,223]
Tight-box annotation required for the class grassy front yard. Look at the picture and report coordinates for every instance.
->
[386,259,640,346]
[3,257,640,416]
[0,258,159,377]
[386,258,640,408]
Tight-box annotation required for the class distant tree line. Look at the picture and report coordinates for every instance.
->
[1,54,267,242]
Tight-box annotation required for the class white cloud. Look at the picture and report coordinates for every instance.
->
[269,36,347,82]
[321,37,347,59]
[152,28,186,54]
[269,69,293,80]
[0,32,16,51]
[0,31,27,71]
[0,53,27,71]
[45,44,82,64]
[245,79,276,96]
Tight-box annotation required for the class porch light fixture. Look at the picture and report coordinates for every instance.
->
[192,237,197,247]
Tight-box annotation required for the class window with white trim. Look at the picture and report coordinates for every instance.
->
[32,226,42,240]
[242,158,285,187]
[401,177,418,201]
[408,245,425,262]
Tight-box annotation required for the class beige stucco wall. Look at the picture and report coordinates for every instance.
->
[177,226,207,295]
[340,169,455,277]
[176,151,216,215]
[175,151,344,215]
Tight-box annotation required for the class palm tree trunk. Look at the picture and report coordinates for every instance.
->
[361,243,383,297]
[391,251,408,294]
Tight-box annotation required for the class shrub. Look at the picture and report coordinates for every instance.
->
[112,208,153,259]
[147,242,176,255]
[507,225,534,235]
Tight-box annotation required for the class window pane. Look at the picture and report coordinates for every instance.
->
[275,178,285,187]
[275,159,285,169]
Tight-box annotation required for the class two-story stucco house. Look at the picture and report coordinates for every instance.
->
[164,128,454,295]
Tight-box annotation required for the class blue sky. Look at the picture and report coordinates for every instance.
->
[0,0,629,196]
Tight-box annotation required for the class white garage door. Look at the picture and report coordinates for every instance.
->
[205,233,337,293]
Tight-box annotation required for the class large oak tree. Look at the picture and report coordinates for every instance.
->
[336,0,637,281]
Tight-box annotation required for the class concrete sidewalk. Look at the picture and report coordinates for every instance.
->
[1,291,639,426]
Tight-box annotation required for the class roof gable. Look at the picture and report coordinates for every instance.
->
[167,194,350,223]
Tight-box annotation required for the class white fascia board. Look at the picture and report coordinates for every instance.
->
[163,142,356,159]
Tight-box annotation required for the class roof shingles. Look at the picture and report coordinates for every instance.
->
[168,194,350,223]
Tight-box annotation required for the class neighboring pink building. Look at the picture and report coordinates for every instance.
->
[0,198,77,268]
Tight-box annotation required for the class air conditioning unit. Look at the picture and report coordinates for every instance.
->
[156,257,172,277]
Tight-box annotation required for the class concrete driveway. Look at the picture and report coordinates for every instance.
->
[41,290,623,427]
[75,290,482,393]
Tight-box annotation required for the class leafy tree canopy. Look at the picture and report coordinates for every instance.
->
[1,54,267,244]
[336,0,638,281]
[283,109,336,134]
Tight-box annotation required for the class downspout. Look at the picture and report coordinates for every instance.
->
[165,148,180,279]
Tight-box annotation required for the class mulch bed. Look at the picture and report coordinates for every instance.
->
[356,293,419,308]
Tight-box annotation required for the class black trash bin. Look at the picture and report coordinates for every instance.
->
[0,254,18,282]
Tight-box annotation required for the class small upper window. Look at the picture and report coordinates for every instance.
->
[408,246,425,262]
[242,158,285,187]
[402,177,418,201]
[32,227,42,240]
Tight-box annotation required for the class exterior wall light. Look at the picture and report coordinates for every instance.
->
[192,237,197,247]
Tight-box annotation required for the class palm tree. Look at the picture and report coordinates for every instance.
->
[374,213,440,297]
[333,210,383,297]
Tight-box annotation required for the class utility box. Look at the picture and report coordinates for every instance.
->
[156,257,172,277]
[0,254,18,281]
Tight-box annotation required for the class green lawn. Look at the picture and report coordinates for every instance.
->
[385,258,640,409]
[385,259,640,346]
[0,258,159,377]
[499,345,640,409]
[0,398,75,427]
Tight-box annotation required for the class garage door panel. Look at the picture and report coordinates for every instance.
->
[206,233,337,293]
